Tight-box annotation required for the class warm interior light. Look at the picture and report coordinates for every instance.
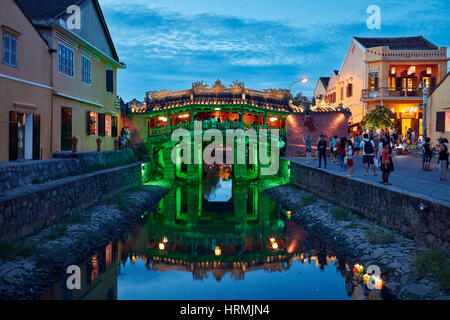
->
[215,246,222,256]
[269,117,278,122]
[158,243,165,250]
[427,67,432,75]
[159,117,168,122]
[391,67,395,75]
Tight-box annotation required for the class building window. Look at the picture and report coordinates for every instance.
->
[58,43,74,77]
[2,33,18,67]
[98,113,106,136]
[61,107,72,151]
[436,112,450,132]
[388,77,396,91]
[368,72,378,90]
[106,69,114,93]
[87,111,98,135]
[340,87,344,101]
[346,83,353,97]
[81,56,91,85]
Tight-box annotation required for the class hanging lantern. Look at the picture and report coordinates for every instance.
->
[163,236,168,243]
[272,242,279,250]
[158,242,165,250]
[215,246,222,256]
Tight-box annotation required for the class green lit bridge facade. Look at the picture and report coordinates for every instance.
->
[133,80,292,182]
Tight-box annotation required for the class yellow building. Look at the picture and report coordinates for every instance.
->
[6,0,125,160]
[427,72,450,144]
[0,0,53,162]
[322,36,448,136]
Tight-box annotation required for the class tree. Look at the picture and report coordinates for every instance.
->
[292,92,310,107]
[361,105,394,131]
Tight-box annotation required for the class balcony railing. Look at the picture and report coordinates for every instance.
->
[361,87,424,99]
[148,122,286,138]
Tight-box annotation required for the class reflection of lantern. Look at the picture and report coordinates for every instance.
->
[286,211,291,218]
[269,237,276,243]
[158,243,165,250]
[215,246,222,256]
[163,236,168,243]
[272,242,279,250]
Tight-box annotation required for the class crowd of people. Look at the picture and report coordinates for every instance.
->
[305,129,449,184]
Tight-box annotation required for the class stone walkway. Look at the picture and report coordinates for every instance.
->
[286,155,450,206]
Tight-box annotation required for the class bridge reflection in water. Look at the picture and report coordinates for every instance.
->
[42,170,387,300]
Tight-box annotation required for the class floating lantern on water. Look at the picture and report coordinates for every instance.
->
[373,276,383,290]
[215,246,222,256]
[353,263,364,276]
[158,242,165,250]
[363,274,370,285]
[286,211,292,218]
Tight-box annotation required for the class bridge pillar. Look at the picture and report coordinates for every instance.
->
[187,183,202,228]
[234,184,247,229]
[187,139,203,183]
[162,143,176,181]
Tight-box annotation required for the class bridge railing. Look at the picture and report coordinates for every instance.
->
[148,122,286,138]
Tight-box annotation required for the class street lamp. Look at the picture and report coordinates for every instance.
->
[289,78,308,93]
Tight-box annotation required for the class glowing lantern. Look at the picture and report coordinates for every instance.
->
[269,117,278,122]
[353,264,364,275]
[269,237,276,243]
[163,236,168,243]
[286,211,292,218]
[373,276,383,290]
[158,242,165,250]
[215,246,222,256]
[272,242,279,250]
[159,117,168,122]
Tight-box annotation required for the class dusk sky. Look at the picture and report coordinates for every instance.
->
[99,0,450,102]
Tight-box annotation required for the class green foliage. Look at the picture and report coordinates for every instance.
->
[46,223,68,240]
[415,250,450,290]
[361,105,394,131]
[330,207,350,220]
[366,228,396,244]
[301,194,317,206]
[0,240,39,258]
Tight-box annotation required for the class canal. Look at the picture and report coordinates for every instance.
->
[42,166,386,300]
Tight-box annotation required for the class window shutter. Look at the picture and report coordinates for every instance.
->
[98,113,106,136]
[87,110,91,135]
[374,77,379,90]
[111,117,118,137]
[106,70,114,93]
[436,112,445,132]
[33,114,41,160]
[9,111,18,161]
[395,78,402,91]
[430,77,437,89]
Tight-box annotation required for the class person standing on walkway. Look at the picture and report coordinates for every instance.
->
[438,139,448,182]
[317,135,327,169]
[422,137,433,171]
[381,142,392,185]
[354,134,361,158]
[331,135,338,163]
[346,140,354,177]
[303,134,312,163]
[360,133,377,176]
[338,137,347,171]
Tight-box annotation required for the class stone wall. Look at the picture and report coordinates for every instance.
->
[0,150,136,192]
[286,112,349,157]
[289,161,450,248]
[0,163,141,241]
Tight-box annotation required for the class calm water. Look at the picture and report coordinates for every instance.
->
[42,167,387,300]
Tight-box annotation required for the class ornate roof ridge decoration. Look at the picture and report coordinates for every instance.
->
[146,80,291,102]
[290,101,352,115]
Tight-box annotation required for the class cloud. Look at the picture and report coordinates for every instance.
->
[98,0,450,101]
